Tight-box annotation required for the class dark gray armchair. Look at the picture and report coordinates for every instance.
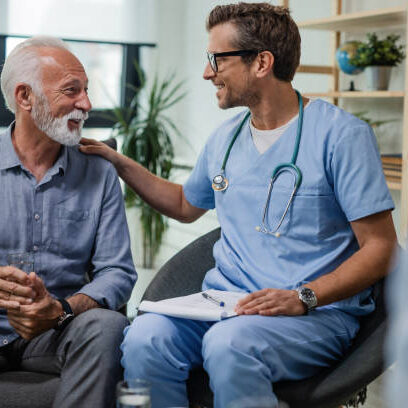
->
[142,227,391,408]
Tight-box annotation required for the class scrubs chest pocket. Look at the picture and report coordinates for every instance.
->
[268,190,344,240]
[57,207,96,256]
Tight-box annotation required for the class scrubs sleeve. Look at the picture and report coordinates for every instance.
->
[330,124,394,221]
[183,143,215,210]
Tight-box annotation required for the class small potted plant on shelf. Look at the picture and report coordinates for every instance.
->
[349,33,405,91]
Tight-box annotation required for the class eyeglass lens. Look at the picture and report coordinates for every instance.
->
[207,53,217,72]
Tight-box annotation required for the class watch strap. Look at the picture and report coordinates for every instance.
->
[55,298,75,331]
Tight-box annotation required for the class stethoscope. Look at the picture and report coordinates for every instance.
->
[212,90,304,238]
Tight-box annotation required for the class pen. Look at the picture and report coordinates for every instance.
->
[202,292,225,307]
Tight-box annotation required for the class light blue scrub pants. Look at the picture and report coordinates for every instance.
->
[121,309,359,408]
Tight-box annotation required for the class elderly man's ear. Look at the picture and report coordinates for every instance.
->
[15,84,34,112]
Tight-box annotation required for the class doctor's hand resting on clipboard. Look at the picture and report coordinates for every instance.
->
[80,4,397,407]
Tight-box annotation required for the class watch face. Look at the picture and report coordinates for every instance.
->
[298,287,317,309]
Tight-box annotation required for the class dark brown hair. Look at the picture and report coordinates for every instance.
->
[207,2,301,82]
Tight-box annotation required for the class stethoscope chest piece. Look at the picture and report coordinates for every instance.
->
[212,174,229,191]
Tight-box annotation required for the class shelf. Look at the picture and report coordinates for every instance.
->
[298,6,406,32]
[304,91,405,98]
[297,65,336,75]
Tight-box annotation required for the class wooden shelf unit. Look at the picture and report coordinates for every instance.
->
[304,91,405,98]
[298,6,406,32]
[296,2,408,240]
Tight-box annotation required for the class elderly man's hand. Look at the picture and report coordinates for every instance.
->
[0,266,37,310]
[7,273,63,340]
[235,288,306,316]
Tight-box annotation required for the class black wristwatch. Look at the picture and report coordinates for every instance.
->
[55,298,75,331]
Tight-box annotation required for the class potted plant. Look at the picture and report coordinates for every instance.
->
[109,64,186,269]
[349,33,405,90]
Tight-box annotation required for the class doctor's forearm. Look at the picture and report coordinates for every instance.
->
[306,211,397,307]
[113,154,205,222]
[307,242,394,307]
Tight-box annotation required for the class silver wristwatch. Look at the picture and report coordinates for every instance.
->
[296,286,317,313]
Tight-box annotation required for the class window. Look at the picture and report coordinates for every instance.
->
[0,35,155,133]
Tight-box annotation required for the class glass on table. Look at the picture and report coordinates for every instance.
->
[116,379,151,408]
[7,252,34,273]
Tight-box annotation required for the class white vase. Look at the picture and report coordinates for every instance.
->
[365,66,392,91]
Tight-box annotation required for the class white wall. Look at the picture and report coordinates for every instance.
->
[0,0,157,44]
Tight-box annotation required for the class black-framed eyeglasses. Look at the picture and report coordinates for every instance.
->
[206,50,259,72]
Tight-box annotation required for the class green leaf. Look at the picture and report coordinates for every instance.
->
[349,32,405,67]
[108,60,187,267]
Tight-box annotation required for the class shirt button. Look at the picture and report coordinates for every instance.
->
[33,245,39,252]
[3,339,8,345]
[34,214,40,221]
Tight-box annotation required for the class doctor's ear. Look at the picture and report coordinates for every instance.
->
[253,51,274,78]
[14,83,34,111]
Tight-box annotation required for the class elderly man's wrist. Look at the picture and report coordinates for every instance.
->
[54,298,75,331]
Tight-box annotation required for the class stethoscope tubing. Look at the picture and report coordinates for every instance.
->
[212,89,304,236]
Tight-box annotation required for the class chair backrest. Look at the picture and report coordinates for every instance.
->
[102,137,117,150]
[142,228,220,302]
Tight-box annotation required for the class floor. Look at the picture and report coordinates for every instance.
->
[363,370,390,408]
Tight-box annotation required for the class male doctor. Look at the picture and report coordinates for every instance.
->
[80,3,397,407]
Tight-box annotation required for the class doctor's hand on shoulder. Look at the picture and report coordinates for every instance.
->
[7,272,63,340]
[235,288,306,316]
[79,137,120,165]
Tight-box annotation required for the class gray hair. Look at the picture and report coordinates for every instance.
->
[0,36,69,113]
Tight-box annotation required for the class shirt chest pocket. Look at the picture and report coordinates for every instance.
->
[266,190,348,240]
[56,207,97,256]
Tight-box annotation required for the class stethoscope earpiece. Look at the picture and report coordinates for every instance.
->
[255,225,281,238]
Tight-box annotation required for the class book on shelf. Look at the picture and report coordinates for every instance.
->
[381,154,402,166]
[382,164,402,171]
[385,175,402,184]
[383,168,402,178]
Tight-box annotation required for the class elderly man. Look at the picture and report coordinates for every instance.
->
[0,36,136,408]
[80,3,397,407]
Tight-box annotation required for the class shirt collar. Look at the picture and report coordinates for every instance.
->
[0,122,68,175]
[0,123,20,170]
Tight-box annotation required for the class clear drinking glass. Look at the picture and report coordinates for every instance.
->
[116,379,151,408]
[7,252,34,273]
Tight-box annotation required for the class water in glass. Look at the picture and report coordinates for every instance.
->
[7,252,34,273]
[117,394,151,408]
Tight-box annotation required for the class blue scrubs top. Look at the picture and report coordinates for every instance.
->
[183,99,394,317]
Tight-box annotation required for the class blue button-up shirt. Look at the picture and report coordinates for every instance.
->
[0,124,137,346]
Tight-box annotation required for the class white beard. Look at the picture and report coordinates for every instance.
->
[31,94,88,146]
